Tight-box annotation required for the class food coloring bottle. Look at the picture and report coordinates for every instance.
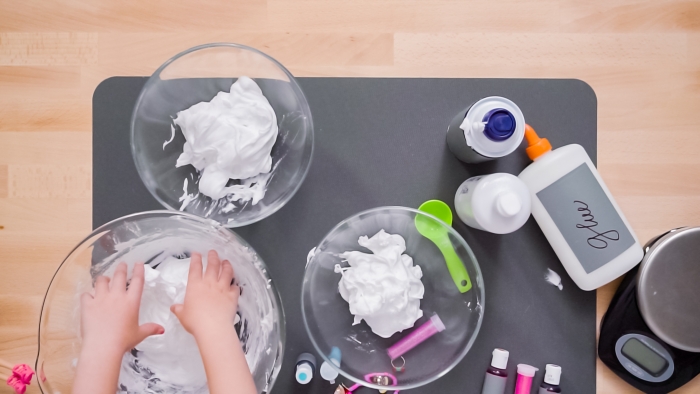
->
[538,364,562,393]
[295,353,316,385]
[481,348,509,394]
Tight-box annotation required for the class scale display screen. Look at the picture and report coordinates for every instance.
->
[621,337,668,376]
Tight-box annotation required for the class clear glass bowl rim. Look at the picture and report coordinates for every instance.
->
[35,210,287,393]
[129,42,315,228]
[300,206,485,391]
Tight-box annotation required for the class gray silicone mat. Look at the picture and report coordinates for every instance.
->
[93,77,597,393]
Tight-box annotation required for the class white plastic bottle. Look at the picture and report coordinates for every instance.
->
[455,173,531,234]
[518,125,643,290]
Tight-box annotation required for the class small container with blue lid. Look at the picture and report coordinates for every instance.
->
[446,96,526,163]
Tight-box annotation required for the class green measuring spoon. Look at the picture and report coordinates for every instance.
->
[415,200,472,293]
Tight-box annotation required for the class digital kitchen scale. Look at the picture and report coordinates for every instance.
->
[599,227,700,393]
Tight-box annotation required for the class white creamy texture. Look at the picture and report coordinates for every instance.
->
[174,76,278,202]
[118,255,255,392]
[335,230,425,338]
[545,268,563,291]
[135,257,207,388]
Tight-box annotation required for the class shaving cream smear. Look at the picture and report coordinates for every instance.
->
[174,76,278,203]
[335,230,425,338]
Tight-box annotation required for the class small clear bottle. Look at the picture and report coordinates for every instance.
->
[481,348,509,394]
[295,353,316,385]
[538,364,562,393]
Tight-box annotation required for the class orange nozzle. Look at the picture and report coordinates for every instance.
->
[524,124,551,160]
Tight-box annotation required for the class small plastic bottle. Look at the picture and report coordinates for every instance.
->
[320,347,342,384]
[295,353,316,385]
[446,97,526,163]
[481,348,509,394]
[455,173,531,234]
[518,125,643,290]
[514,364,539,394]
[539,364,562,393]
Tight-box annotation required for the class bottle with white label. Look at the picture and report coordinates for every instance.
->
[481,348,510,394]
[538,364,562,393]
[518,125,643,290]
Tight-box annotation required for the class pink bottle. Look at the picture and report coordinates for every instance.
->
[514,364,539,394]
[387,314,446,360]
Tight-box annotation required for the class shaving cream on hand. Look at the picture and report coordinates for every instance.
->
[335,230,425,338]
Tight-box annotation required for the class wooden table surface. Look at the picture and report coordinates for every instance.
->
[1,1,699,393]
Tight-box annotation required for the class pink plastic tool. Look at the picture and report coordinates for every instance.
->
[387,314,445,360]
[1,360,34,394]
[514,364,538,394]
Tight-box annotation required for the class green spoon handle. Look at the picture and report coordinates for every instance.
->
[438,243,472,293]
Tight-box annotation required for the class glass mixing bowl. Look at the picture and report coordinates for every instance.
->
[302,207,484,391]
[36,211,285,394]
[131,43,314,227]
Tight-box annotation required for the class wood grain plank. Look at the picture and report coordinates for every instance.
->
[0,0,267,32]
[394,32,688,68]
[96,32,394,76]
[0,132,90,165]
[0,232,86,295]
[0,198,91,233]
[8,165,91,199]
[600,163,700,196]
[561,0,700,32]
[616,196,700,241]
[268,0,561,32]
[0,66,81,89]
[0,97,91,132]
[0,33,98,66]
[0,165,7,198]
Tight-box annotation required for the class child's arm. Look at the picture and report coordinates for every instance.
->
[73,263,164,394]
[171,250,257,394]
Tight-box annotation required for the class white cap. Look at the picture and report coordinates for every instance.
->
[320,360,339,384]
[490,348,509,370]
[454,173,531,235]
[496,192,521,217]
[544,364,561,385]
[296,362,313,384]
[516,364,539,377]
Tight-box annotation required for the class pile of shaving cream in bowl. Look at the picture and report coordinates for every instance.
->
[86,232,279,393]
[173,76,278,203]
[116,254,260,393]
[334,230,425,338]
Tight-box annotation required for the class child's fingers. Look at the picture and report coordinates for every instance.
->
[95,276,110,295]
[128,263,146,302]
[80,292,93,307]
[219,261,234,289]
[111,262,128,292]
[189,252,203,281]
[205,250,221,281]
[170,304,184,319]
[135,323,165,344]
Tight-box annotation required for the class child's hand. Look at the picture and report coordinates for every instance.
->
[170,251,255,394]
[170,250,239,339]
[80,262,164,355]
[74,262,164,394]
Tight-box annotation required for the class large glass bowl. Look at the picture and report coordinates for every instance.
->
[131,43,314,227]
[302,207,484,391]
[36,211,285,394]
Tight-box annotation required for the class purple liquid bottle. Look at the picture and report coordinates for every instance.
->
[538,364,562,393]
[481,348,509,394]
